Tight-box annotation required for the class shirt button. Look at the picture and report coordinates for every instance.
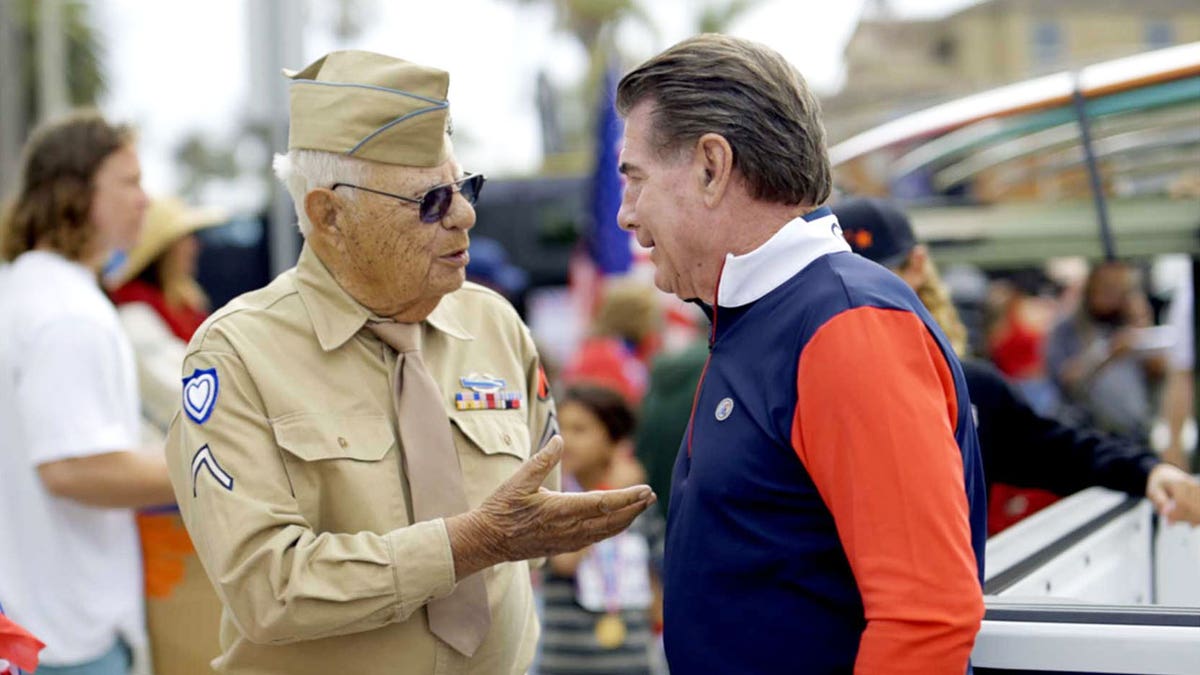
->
[338,436,349,449]
[502,433,512,445]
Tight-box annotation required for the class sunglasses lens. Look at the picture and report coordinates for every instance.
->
[419,186,453,223]
[461,175,484,205]
[417,175,485,223]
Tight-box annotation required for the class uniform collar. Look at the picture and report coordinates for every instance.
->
[294,244,473,352]
[425,291,474,342]
[716,206,849,308]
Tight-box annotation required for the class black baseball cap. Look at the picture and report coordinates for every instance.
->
[831,197,917,269]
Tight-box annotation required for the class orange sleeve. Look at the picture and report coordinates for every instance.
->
[792,307,984,675]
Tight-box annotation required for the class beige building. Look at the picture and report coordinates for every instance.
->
[824,0,1200,143]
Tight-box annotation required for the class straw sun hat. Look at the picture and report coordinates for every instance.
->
[112,197,226,286]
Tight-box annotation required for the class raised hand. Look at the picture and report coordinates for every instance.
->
[446,436,657,579]
[1146,463,1200,526]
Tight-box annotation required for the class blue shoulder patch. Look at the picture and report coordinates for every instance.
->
[182,367,220,424]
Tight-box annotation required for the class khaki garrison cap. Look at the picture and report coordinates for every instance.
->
[285,50,451,167]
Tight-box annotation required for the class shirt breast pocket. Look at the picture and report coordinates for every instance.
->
[449,411,531,507]
[271,412,407,534]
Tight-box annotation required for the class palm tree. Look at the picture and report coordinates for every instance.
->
[521,0,655,58]
[0,0,105,197]
[513,0,764,172]
[513,0,656,172]
[696,0,764,34]
[11,0,106,136]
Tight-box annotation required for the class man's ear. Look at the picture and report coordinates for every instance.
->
[695,133,733,208]
[304,188,343,249]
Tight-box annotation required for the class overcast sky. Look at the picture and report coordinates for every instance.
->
[94,0,978,200]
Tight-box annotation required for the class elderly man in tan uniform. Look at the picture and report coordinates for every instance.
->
[165,50,656,675]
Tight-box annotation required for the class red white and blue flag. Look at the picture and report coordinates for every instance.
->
[0,603,44,675]
[570,65,635,317]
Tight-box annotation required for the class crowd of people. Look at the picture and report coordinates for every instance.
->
[0,35,1197,675]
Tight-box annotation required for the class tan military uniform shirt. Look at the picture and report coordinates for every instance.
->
[165,244,559,675]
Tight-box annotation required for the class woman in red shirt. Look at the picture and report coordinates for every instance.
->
[106,197,225,674]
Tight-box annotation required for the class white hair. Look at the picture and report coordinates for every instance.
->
[272,149,371,236]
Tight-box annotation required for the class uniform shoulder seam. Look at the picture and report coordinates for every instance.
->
[190,284,300,351]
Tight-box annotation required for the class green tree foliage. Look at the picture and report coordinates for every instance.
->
[12,0,106,135]
[511,0,763,172]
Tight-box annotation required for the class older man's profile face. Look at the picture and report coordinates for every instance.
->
[334,156,475,315]
[617,101,715,303]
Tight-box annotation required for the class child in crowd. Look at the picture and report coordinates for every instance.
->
[539,385,664,675]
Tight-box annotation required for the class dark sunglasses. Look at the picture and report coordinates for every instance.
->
[331,173,486,224]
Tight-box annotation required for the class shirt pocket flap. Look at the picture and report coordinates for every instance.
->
[271,413,394,462]
[449,412,530,461]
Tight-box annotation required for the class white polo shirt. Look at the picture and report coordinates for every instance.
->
[0,250,145,666]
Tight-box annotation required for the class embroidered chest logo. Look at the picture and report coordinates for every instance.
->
[182,368,219,424]
[714,397,735,421]
[456,372,523,410]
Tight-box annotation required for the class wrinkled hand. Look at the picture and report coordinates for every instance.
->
[1146,463,1200,526]
[447,436,656,578]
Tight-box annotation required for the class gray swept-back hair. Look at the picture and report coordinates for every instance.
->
[616,33,832,207]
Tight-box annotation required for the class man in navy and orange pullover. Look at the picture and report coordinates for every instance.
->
[615,35,987,674]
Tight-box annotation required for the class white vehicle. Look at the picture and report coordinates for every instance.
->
[979,488,1200,673]
[831,43,1200,674]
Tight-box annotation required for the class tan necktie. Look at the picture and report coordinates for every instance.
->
[367,320,491,657]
